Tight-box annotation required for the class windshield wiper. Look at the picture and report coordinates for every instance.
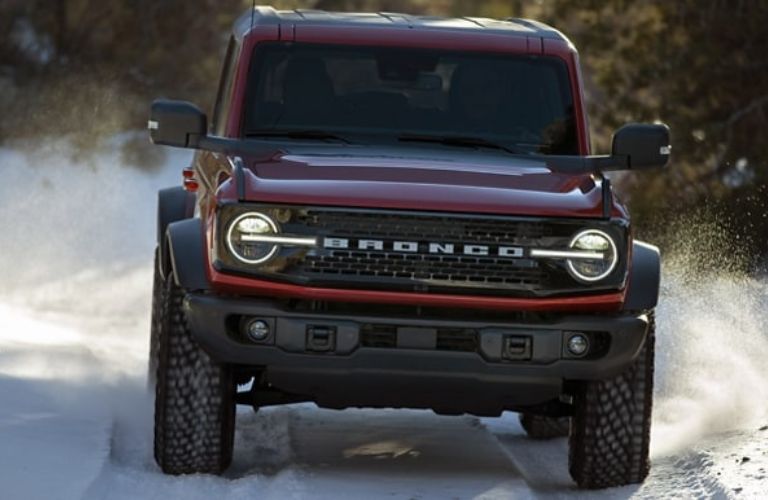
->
[246,129,351,143]
[397,134,528,155]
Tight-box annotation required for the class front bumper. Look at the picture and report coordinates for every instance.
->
[184,293,650,414]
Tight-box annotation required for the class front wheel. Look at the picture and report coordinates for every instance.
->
[153,271,236,475]
[568,313,655,489]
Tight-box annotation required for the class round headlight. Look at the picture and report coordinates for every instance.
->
[566,229,618,282]
[226,212,279,264]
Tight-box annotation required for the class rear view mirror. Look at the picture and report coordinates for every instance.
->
[148,99,208,148]
[147,98,277,158]
[612,123,670,170]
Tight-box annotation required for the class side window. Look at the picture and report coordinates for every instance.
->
[211,37,238,136]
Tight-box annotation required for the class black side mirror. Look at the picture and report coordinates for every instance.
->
[148,99,207,148]
[147,99,277,157]
[612,123,671,170]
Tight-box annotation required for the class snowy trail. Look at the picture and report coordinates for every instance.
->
[1,142,767,499]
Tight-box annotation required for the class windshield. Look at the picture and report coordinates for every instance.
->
[244,43,578,155]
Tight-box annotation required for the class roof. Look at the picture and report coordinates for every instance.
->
[233,6,568,42]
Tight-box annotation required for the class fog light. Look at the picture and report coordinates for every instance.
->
[567,334,589,356]
[245,319,270,342]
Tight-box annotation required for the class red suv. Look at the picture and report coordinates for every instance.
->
[148,7,669,489]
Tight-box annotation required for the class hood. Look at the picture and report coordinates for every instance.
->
[239,144,611,218]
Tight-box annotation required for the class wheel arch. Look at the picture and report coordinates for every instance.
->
[166,218,210,291]
[623,240,660,312]
[157,187,196,279]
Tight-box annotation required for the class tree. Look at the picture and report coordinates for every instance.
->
[537,0,768,229]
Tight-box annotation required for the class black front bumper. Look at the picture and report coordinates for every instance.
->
[184,293,649,415]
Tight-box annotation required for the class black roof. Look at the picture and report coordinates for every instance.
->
[233,6,567,42]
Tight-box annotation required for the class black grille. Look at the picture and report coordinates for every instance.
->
[300,252,546,287]
[286,209,571,293]
[435,328,478,351]
[296,210,553,242]
[360,324,397,348]
[360,324,479,352]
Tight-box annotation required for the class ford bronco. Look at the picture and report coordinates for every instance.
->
[147,7,669,489]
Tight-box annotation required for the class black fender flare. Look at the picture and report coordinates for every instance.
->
[623,240,661,312]
[157,186,195,279]
[166,218,210,291]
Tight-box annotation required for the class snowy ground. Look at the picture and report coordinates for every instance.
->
[1,141,767,499]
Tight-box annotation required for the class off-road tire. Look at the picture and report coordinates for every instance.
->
[153,272,236,475]
[148,250,163,387]
[519,413,570,439]
[568,313,655,489]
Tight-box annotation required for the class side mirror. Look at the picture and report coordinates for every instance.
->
[612,123,671,169]
[148,99,207,148]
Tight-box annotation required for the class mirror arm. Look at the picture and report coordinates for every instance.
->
[197,135,236,152]
[543,154,630,174]
[196,135,282,159]
[595,155,630,171]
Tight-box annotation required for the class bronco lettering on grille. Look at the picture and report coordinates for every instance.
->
[322,237,524,258]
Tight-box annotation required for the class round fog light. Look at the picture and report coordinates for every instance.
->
[567,334,589,356]
[245,319,270,342]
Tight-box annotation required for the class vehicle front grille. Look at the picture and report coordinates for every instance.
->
[295,210,553,241]
[215,205,628,297]
[300,252,547,287]
[284,209,579,295]
[297,211,553,288]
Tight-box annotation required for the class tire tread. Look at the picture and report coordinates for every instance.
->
[153,273,235,475]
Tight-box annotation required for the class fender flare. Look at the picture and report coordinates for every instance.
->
[623,240,661,312]
[166,218,210,291]
[157,186,195,279]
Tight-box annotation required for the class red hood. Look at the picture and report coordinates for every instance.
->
[239,145,613,218]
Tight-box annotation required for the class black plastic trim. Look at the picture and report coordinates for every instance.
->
[185,293,649,379]
[233,157,246,201]
[601,177,612,219]
[623,241,660,311]
[157,187,195,279]
[183,293,649,413]
[166,219,210,291]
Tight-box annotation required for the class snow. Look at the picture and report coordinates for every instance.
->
[1,140,767,499]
